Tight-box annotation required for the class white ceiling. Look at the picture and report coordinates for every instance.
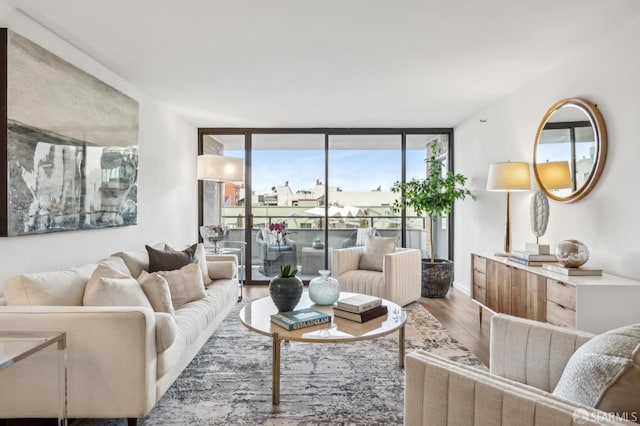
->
[7,0,640,128]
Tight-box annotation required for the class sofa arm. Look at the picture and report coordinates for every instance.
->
[332,247,364,277]
[0,306,157,419]
[405,350,632,426]
[490,314,594,392]
[383,248,421,306]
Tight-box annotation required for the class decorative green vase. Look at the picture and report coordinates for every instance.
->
[269,275,303,312]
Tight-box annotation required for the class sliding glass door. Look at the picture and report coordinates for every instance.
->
[327,134,402,255]
[198,128,453,284]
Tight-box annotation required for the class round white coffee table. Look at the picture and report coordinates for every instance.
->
[239,291,407,405]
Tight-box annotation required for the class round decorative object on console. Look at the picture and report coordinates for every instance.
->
[555,239,589,267]
[308,270,340,305]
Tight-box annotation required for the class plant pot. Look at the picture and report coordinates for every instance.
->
[269,275,303,312]
[421,259,454,298]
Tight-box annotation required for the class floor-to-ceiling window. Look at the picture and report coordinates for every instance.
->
[199,128,453,284]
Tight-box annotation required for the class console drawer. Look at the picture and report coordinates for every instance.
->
[473,284,486,305]
[546,300,576,328]
[546,279,576,310]
[473,255,487,273]
[473,270,486,289]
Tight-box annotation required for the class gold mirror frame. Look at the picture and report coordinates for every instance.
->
[533,98,607,203]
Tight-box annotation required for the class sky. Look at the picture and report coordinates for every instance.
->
[228,148,428,195]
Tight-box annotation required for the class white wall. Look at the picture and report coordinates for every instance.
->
[453,15,640,294]
[0,6,198,290]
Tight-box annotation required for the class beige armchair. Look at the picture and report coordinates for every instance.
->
[405,314,635,425]
[331,246,421,306]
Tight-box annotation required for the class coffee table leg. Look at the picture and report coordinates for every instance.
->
[399,324,405,369]
[272,333,281,405]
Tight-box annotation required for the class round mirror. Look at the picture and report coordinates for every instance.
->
[533,98,607,203]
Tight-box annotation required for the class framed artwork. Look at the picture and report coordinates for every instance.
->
[0,29,139,236]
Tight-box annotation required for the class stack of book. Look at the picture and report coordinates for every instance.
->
[270,308,331,331]
[507,249,558,266]
[333,294,388,323]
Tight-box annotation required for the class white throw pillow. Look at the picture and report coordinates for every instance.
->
[4,263,96,306]
[553,323,640,417]
[206,260,237,280]
[356,227,376,246]
[359,236,398,272]
[138,271,175,315]
[83,264,152,308]
[156,262,206,309]
[164,242,212,285]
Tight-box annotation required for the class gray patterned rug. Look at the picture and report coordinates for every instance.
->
[77,301,485,425]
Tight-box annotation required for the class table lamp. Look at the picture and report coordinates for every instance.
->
[486,162,531,256]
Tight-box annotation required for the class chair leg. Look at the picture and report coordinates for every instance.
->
[127,418,138,426]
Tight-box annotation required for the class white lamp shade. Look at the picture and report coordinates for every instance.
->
[197,154,244,182]
[536,161,572,190]
[486,162,531,191]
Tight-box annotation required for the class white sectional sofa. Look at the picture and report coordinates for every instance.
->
[0,244,239,425]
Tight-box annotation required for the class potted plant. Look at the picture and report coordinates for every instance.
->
[392,141,475,297]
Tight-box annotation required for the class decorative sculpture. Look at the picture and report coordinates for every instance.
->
[529,190,549,242]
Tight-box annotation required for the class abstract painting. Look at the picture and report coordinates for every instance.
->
[0,29,139,236]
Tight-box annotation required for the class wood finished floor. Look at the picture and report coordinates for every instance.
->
[5,286,490,425]
[245,284,491,366]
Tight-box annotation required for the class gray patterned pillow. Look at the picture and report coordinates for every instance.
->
[359,236,398,272]
[553,323,640,418]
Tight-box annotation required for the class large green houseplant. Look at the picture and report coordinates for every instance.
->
[392,141,474,297]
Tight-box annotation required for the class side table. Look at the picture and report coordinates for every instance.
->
[0,331,67,425]
[217,240,246,302]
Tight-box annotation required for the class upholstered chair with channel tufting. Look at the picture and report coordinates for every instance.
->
[405,314,639,425]
[332,236,421,307]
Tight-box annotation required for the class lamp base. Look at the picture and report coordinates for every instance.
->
[494,251,510,257]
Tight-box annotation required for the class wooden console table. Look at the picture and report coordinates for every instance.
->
[471,253,640,334]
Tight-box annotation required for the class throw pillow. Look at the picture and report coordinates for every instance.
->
[356,227,376,246]
[166,242,212,286]
[156,262,206,309]
[4,263,95,306]
[138,271,175,315]
[147,244,196,273]
[359,236,398,272]
[553,323,640,418]
[83,264,153,309]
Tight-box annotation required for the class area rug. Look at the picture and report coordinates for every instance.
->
[77,301,486,425]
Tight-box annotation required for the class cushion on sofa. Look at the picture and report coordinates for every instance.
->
[138,271,175,315]
[359,236,398,272]
[553,323,640,417]
[98,255,131,276]
[154,312,177,352]
[207,260,236,280]
[83,264,153,309]
[147,244,196,273]
[112,248,150,278]
[156,262,206,309]
[3,263,96,306]
[166,243,212,286]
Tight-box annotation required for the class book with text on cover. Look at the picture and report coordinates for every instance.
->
[542,263,602,276]
[333,304,388,323]
[270,308,331,331]
[335,294,382,313]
